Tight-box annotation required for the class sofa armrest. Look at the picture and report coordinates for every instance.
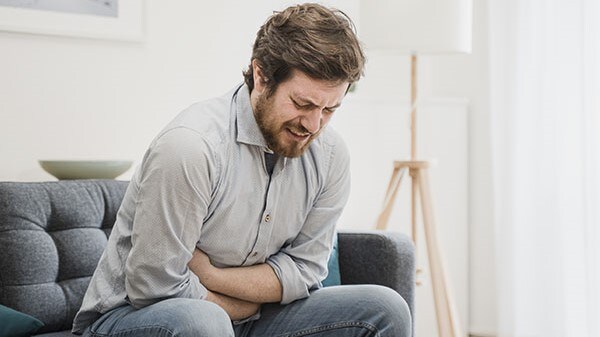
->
[337,230,415,323]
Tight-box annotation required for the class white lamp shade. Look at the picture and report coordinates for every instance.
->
[359,0,472,54]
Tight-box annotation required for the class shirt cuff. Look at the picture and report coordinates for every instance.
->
[266,253,311,304]
[182,271,209,300]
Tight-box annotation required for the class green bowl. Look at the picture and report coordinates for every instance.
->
[39,160,133,180]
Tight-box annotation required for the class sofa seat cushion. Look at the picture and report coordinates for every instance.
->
[34,331,76,337]
[34,330,77,337]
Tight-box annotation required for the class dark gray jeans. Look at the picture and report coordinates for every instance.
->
[84,284,411,337]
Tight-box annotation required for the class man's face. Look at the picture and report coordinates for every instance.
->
[253,69,348,158]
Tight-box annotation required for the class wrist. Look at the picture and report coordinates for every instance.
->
[204,289,216,302]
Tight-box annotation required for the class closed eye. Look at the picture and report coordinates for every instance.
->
[291,96,339,114]
[292,99,313,110]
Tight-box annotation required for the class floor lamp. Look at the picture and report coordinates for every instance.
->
[359,1,472,337]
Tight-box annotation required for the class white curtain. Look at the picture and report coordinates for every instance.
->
[490,0,600,336]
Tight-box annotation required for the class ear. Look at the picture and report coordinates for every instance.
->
[252,59,268,94]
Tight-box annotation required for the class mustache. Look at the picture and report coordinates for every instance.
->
[283,121,313,136]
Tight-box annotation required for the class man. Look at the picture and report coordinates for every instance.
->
[73,3,411,337]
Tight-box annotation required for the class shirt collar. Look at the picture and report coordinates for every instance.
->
[235,84,271,151]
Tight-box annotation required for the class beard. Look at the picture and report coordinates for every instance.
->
[253,92,322,158]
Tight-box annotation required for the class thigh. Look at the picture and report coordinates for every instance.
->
[85,298,234,337]
[238,285,411,337]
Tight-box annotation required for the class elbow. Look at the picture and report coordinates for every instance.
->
[281,288,310,305]
[124,262,171,308]
[278,269,314,305]
[125,265,204,308]
[125,270,158,309]
[267,254,322,304]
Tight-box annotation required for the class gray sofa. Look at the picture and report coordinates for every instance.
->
[0,180,415,336]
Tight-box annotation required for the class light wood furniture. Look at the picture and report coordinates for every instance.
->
[375,56,464,337]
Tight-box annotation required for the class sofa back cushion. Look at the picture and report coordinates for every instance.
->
[0,180,128,333]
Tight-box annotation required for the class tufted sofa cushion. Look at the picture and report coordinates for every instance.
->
[0,180,128,335]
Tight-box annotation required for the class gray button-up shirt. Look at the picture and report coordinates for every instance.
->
[72,84,350,333]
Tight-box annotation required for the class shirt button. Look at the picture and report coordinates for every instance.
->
[252,252,258,257]
[265,214,271,222]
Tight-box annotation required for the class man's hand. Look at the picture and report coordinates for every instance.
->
[205,289,260,321]
[188,248,218,286]
[188,248,282,303]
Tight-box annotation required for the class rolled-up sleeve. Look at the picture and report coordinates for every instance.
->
[267,138,351,304]
[125,127,216,308]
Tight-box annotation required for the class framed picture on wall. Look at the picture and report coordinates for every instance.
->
[0,0,143,41]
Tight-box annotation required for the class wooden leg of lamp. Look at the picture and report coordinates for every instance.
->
[417,168,463,337]
[376,165,407,230]
[377,161,463,337]
[409,167,423,285]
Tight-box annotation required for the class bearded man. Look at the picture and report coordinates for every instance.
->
[72,3,411,337]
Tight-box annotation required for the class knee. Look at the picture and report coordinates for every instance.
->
[156,298,234,337]
[365,285,412,337]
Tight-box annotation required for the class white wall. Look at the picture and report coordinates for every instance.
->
[0,1,313,181]
[0,1,495,335]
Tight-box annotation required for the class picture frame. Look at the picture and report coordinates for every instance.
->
[0,0,143,41]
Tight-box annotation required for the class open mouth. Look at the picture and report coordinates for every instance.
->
[287,128,311,141]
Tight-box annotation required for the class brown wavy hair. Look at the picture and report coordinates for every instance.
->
[243,3,365,95]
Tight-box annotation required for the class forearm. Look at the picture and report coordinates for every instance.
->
[201,263,283,303]
[205,290,260,321]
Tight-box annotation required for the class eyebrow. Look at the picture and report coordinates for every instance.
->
[291,95,341,110]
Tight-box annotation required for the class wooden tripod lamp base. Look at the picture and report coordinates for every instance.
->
[376,160,464,337]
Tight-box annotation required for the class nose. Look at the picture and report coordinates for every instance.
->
[301,108,322,134]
